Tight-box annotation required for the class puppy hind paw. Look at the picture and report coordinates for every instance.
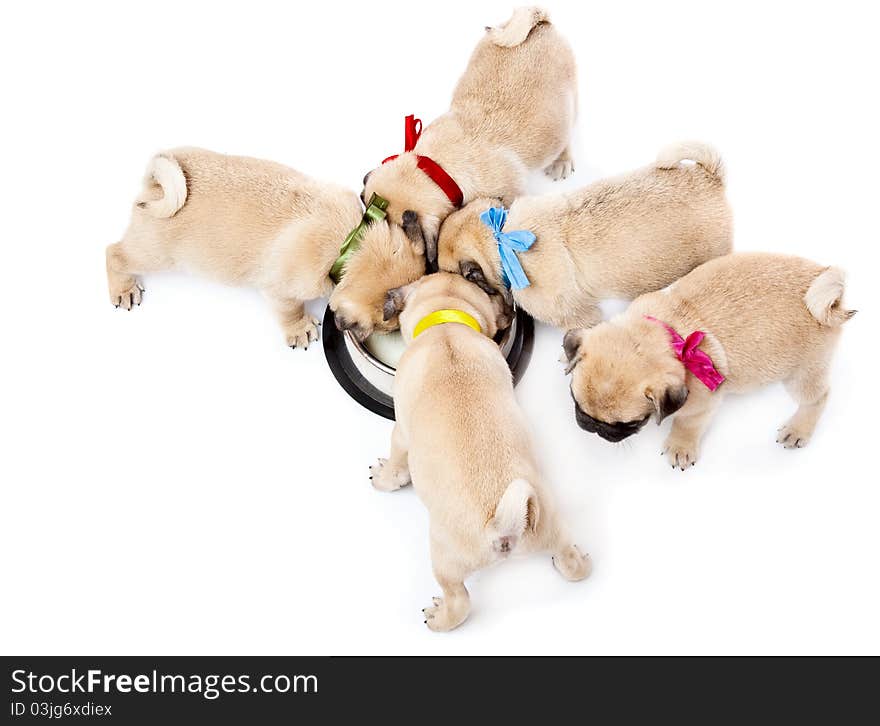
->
[776,422,812,449]
[369,457,410,492]
[285,316,320,350]
[544,158,574,181]
[552,545,591,582]
[422,596,467,632]
[110,281,144,310]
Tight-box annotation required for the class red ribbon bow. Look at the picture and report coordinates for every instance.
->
[403,114,422,151]
[645,316,725,391]
[381,115,464,208]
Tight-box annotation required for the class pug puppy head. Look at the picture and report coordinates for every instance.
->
[328,220,426,340]
[562,321,689,443]
[437,198,508,297]
[361,156,455,269]
[383,272,513,344]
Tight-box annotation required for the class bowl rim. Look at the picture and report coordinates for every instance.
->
[322,305,534,421]
[347,331,397,377]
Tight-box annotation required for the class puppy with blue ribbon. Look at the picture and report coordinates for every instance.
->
[436,142,734,330]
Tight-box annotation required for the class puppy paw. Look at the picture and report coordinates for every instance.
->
[663,437,699,470]
[110,280,144,310]
[368,458,411,492]
[422,596,468,632]
[776,421,812,449]
[285,316,320,350]
[552,544,591,582]
[544,158,574,181]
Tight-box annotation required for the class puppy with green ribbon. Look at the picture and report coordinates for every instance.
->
[371,272,591,632]
[106,147,402,351]
[437,142,733,330]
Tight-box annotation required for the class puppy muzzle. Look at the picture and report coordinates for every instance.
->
[334,313,369,341]
[574,404,650,443]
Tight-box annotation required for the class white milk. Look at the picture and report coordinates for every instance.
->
[363,330,406,369]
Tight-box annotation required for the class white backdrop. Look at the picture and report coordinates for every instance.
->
[1,0,877,655]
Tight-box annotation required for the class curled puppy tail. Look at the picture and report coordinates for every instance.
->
[488,7,550,48]
[656,141,726,185]
[136,153,187,218]
[486,479,539,555]
[805,267,857,326]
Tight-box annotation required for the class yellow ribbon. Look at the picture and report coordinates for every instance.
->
[413,309,482,338]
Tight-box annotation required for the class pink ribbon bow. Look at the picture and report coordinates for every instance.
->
[645,315,725,391]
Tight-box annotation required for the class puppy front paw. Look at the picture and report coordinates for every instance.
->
[544,158,574,181]
[110,280,144,310]
[552,544,592,582]
[776,421,812,449]
[284,315,320,350]
[663,436,699,470]
[368,458,411,492]
[422,596,469,632]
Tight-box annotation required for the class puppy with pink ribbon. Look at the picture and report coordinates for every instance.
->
[561,253,856,469]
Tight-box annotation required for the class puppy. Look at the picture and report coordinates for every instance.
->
[561,253,855,468]
[332,6,577,336]
[371,272,590,631]
[438,142,733,329]
[106,148,423,347]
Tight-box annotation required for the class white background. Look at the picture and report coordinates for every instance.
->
[2,1,878,655]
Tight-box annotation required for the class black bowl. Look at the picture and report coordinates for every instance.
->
[322,305,534,420]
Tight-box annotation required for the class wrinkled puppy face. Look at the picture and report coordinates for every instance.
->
[562,324,689,443]
[328,221,426,340]
[362,157,454,269]
[437,200,507,297]
[384,272,512,342]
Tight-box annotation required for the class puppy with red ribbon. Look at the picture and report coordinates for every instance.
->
[561,253,856,470]
[330,6,577,339]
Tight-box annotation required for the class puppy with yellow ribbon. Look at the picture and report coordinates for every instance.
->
[371,272,591,632]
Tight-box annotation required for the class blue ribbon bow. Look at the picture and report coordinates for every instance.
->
[479,207,536,290]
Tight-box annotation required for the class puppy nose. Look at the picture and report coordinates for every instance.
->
[575,407,596,432]
[597,429,633,443]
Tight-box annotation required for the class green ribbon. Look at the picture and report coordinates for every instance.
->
[329,193,389,283]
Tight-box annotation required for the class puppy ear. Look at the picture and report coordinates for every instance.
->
[491,294,514,332]
[459,260,497,296]
[360,171,373,205]
[403,210,440,271]
[402,210,426,257]
[383,284,413,321]
[646,384,689,424]
[562,329,584,375]
[424,223,439,273]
